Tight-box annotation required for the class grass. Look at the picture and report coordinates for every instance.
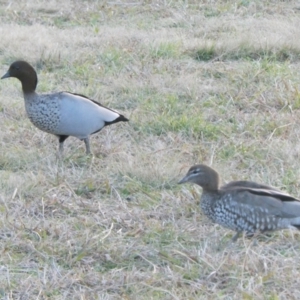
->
[192,43,300,62]
[1,0,300,298]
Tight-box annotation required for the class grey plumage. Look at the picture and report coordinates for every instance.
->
[221,180,281,192]
[1,60,128,155]
[178,164,300,240]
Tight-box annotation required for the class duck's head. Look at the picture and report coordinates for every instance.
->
[178,164,220,191]
[1,60,38,94]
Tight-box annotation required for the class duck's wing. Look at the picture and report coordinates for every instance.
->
[221,180,280,192]
[226,187,300,218]
[66,92,128,120]
[51,92,127,138]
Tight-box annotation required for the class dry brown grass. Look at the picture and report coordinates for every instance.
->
[1,0,300,298]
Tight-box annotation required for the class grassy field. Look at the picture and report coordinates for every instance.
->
[1,0,300,298]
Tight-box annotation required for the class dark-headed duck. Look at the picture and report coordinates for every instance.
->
[1,60,128,155]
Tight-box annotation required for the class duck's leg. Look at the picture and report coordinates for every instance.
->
[58,135,69,156]
[83,137,91,154]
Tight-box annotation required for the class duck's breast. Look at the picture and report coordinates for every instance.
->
[24,92,61,133]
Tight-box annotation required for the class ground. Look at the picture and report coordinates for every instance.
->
[0,0,300,299]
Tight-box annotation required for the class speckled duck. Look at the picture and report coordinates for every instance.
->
[1,61,128,155]
[178,164,300,241]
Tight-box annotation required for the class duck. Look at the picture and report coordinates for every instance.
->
[178,164,300,241]
[1,60,129,155]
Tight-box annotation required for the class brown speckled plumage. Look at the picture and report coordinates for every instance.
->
[178,164,300,241]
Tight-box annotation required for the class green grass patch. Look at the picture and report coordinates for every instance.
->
[192,43,300,62]
[133,92,222,139]
[192,44,217,61]
[98,47,134,74]
[150,42,182,59]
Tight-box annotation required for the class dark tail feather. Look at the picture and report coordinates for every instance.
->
[105,114,129,126]
[292,224,300,230]
[116,115,129,122]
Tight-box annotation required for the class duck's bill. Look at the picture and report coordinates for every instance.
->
[1,71,10,79]
[178,175,189,184]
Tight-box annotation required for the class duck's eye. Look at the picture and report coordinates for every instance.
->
[13,65,20,70]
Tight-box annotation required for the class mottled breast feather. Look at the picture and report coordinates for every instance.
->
[24,92,61,133]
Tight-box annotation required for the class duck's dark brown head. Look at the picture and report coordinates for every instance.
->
[1,60,38,94]
[178,164,220,191]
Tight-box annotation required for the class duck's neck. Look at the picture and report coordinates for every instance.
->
[202,186,219,194]
[21,77,37,94]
